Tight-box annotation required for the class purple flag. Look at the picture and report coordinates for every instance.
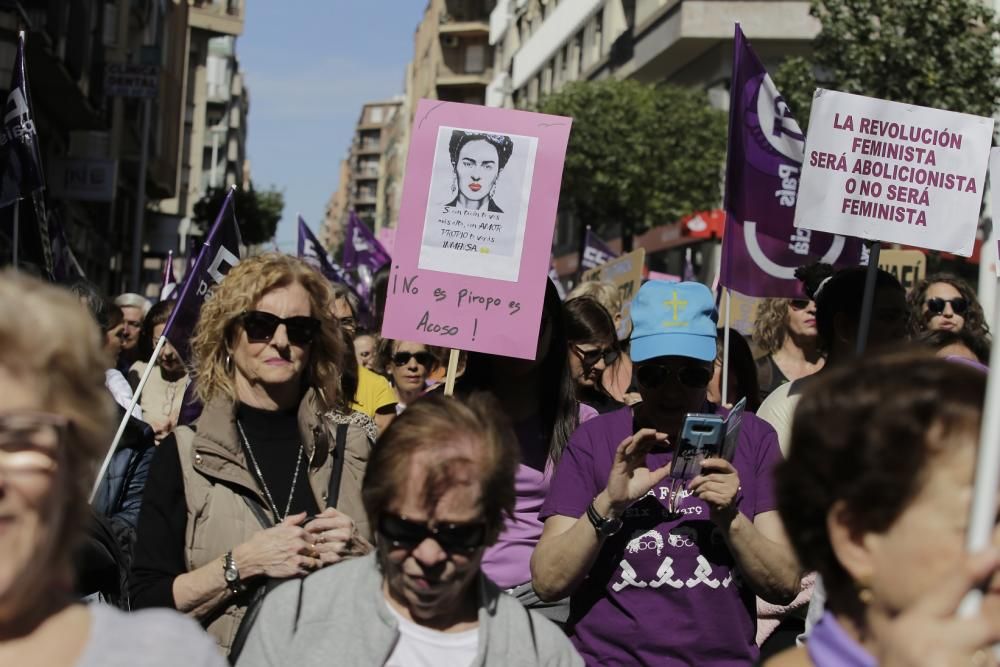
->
[343,211,391,302]
[580,227,617,271]
[0,31,44,208]
[162,189,241,362]
[297,214,365,303]
[721,25,864,298]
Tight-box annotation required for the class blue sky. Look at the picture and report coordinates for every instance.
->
[238,2,426,252]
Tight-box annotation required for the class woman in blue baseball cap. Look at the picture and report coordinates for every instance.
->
[532,280,800,666]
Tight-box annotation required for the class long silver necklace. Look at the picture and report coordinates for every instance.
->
[236,420,304,522]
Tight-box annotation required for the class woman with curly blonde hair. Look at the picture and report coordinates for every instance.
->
[752,296,824,401]
[131,254,374,657]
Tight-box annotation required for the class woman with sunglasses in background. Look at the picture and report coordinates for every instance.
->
[532,281,798,666]
[131,254,374,657]
[0,272,226,667]
[909,272,990,339]
[564,296,625,414]
[752,295,824,402]
[377,340,438,413]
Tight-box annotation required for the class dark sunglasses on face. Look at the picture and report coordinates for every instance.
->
[788,299,812,311]
[571,344,619,368]
[240,311,321,346]
[392,351,435,368]
[378,513,487,554]
[635,363,713,390]
[925,297,968,316]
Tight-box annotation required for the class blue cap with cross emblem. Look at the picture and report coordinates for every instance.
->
[629,281,718,363]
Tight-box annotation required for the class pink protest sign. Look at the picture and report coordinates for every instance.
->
[381,100,572,359]
[376,226,396,257]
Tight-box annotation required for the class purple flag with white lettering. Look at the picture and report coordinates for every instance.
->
[162,189,241,362]
[721,25,864,298]
[343,211,391,302]
[0,32,44,208]
[580,227,618,271]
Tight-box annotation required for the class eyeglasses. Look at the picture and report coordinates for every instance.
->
[925,297,968,316]
[788,299,812,311]
[570,344,619,369]
[635,363,713,390]
[392,351,436,368]
[0,412,66,475]
[240,311,321,346]
[378,513,487,554]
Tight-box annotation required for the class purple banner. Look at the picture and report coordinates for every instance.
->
[343,211,391,302]
[162,189,241,361]
[297,214,366,304]
[0,32,44,208]
[721,25,864,298]
[580,227,617,271]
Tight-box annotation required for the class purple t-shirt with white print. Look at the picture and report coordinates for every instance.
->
[539,405,782,667]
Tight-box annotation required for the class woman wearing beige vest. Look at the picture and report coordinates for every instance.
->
[130,254,374,655]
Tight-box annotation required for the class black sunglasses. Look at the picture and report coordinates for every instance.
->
[788,299,811,311]
[571,344,619,368]
[392,351,436,368]
[925,297,968,316]
[636,363,713,390]
[240,311,321,346]
[378,513,487,554]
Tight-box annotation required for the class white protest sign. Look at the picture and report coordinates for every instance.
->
[795,90,993,256]
[991,148,1000,278]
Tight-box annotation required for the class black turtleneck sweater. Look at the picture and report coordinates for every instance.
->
[130,403,319,610]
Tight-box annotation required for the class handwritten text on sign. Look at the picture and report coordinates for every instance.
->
[389,269,522,339]
[794,89,993,256]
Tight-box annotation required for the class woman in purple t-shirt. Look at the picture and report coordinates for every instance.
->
[457,280,586,623]
[532,281,800,666]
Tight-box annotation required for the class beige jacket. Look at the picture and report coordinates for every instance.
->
[174,389,373,653]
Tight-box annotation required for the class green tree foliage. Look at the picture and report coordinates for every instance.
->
[774,0,1000,130]
[193,183,285,246]
[537,79,726,245]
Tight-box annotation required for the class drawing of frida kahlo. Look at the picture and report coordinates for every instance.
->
[446,130,514,213]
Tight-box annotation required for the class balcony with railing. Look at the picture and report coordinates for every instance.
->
[190,0,244,36]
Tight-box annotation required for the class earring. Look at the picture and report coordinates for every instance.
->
[857,582,874,606]
[450,174,457,195]
[225,353,233,374]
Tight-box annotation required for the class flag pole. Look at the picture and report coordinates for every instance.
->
[89,335,167,502]
[721,288,732,408]
[959,280,1000,618]
[854,240,882,356]
[444,349,460,397]
[11,200,18,269]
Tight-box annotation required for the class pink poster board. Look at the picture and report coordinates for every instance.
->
[381,100,572,359]
[376,226,396,257]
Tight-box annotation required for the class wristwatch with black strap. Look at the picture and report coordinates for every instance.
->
[223,550,244,596]
[586,499,624,538]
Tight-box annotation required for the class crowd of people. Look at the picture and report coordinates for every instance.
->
[1,255,999,667]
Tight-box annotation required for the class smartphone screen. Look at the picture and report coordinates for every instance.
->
[670,413,725,481]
